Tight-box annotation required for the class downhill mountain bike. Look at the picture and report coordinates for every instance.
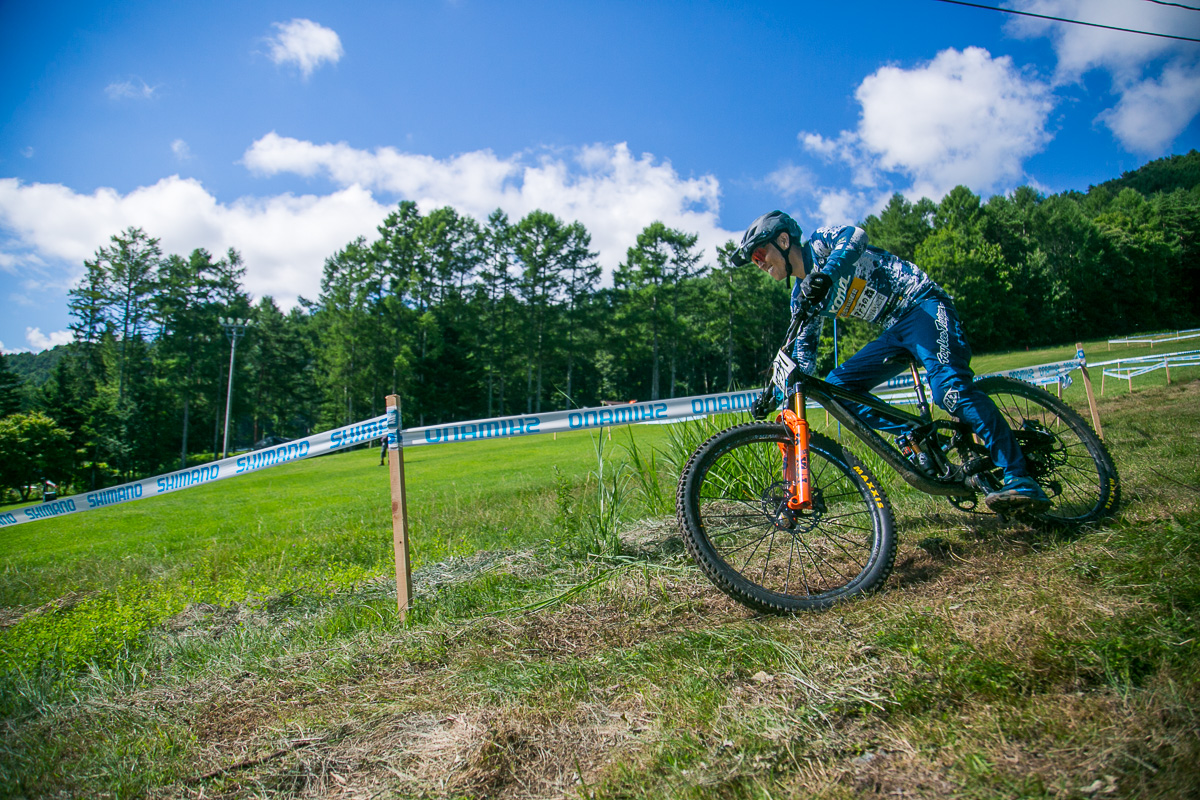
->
[675,299,1120,613]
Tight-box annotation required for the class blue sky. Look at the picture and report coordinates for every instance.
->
[2,0,1198,353]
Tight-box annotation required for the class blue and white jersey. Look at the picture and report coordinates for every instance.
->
[791,225,943,374]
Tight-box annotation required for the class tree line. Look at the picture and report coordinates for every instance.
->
[1,151,1197,499]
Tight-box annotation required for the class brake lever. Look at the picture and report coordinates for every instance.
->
[751,387,776,420]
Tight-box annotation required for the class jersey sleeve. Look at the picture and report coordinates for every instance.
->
[786,224,866,375]
[792,314,825,376]
[809,225,867,275]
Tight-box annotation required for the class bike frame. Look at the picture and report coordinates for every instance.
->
[772,305,979,503]
[785,373,975,498]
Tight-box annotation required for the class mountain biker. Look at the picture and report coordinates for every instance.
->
[732,210,1050,514]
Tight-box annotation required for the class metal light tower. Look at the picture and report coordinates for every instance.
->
[219,317,254,459]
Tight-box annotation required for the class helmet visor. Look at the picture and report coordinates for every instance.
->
[731,242,769,267]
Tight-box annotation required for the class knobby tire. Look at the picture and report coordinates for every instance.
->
[676,422,896,613]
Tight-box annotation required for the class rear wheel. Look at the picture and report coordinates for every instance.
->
[676,422,896,613]
[973,376,1119,525]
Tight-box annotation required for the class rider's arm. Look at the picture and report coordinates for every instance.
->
[809,225,867,275]
[786,225,865,375]
[792,315,825,376]
[759,314,823,414]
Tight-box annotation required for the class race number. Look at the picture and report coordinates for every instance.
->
[772,349,798,394]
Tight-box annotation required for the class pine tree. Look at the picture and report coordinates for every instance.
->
[0,353,22,418]
[614,222,703,400]
[512,211,570,413]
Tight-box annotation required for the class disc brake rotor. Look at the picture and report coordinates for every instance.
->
[1015,420,1068,481]
[760,481,823,532]
[761,481,793,529]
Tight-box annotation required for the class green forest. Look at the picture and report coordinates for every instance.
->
[1,151,1198,497]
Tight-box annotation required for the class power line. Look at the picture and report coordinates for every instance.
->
[930,0,1200,42]
[1143,0,1200,11]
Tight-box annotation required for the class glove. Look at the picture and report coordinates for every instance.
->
[751,387,776,420]
[799,271,832,304]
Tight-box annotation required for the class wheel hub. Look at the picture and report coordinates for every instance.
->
[761,481,823,532]
[1015,421,1067,482]
[761,481,794,529]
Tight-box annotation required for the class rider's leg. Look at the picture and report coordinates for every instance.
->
[894,297,1030,483]
[824,332,910,433]
[829,298,1046,510]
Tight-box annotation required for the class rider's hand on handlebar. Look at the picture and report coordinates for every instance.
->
[799,271,832,305]
[752,388,776,420]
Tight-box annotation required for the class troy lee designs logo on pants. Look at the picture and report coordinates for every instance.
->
[935,303,950,365]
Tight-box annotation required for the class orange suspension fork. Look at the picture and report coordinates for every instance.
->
[778,391,812,510]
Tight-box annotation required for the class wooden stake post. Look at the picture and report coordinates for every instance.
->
[385,395,413,618]
[1075,344,1104,442]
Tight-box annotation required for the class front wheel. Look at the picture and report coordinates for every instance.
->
[676,422,897,613]
[973,376,1120,525]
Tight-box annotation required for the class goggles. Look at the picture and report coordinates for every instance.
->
[732,238,772,267]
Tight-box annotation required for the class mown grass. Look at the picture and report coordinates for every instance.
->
[0,424,681,682]
[1,350,1198,799]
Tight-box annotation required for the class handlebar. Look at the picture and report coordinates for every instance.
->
[752,298,821,419]
[781,297,820,353]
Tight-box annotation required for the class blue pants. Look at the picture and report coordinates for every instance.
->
[825,297,1028,481]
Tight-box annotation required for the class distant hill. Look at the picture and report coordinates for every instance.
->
[6,345,70,389]
[1094,150,1200,196]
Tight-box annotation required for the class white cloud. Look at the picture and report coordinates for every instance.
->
[267,19,344,79]
[1005,0,1196,83]
[765,163,818,200]
[794,48,1054,209]
[1006,0,1200,155]
[800,133,840,161]
[25,327,72,351]
[21,147,34,159]
[853,48,1054,198]
[105,79,156,100]
[0,138,738,316]
[812,190,884,230]
[1097,62,1200,155]
[0,175,389,310]
[171,139,192,161]
[243,133,734,275]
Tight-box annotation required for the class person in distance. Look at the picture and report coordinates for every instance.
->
[731,210,1049,514]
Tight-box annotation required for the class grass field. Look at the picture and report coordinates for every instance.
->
[1,339,1199,798]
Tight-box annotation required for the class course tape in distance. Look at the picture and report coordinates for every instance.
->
[396,388,761,448]
[0,415,390,529]
[2,352,1089,529]
[0,389,762,528]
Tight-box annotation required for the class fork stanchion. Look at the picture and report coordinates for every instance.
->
[1076,344,1104,442]
[386,395,413,619]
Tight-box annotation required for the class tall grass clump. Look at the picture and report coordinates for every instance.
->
[660,412,746,477]
[620,427,671,516]
[581,431,629,559]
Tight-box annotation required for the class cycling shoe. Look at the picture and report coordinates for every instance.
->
[985,476,1051,514]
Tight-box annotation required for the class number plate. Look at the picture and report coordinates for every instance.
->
[772,349,798,393]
